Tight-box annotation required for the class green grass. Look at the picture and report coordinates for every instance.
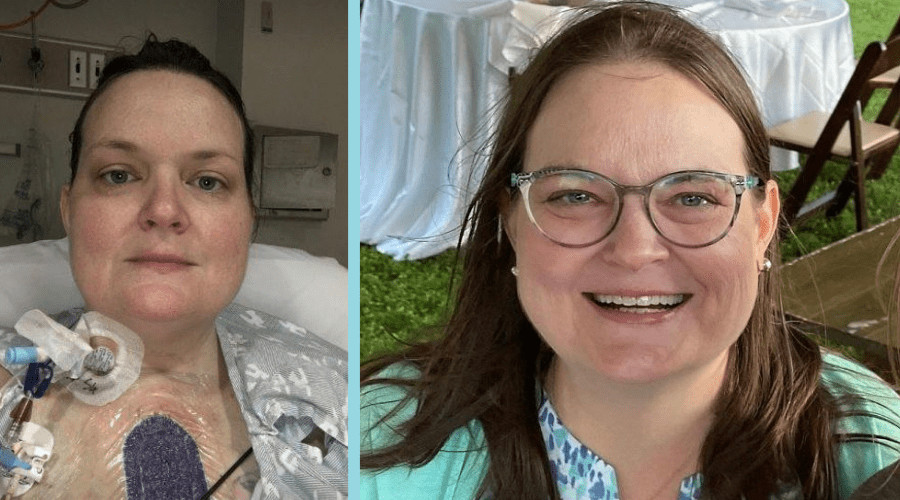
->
[361,0,900,362]
[848,0,900,59]
[360,247,458,360]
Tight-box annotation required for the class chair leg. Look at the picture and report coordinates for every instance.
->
[783,151,830,226]
[829,160,868,230]
[849,101,868,231]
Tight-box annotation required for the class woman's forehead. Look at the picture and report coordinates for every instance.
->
[523,61,746,180]
[84,70,238,126]
[80,70,244,154]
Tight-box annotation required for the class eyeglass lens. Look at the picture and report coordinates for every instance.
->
[525,171,738,247]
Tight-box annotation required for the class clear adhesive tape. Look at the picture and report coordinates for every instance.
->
[14,310,90,373]
[13,310,144,406]
[65,313,144,406]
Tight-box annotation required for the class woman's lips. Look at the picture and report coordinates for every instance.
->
[126,254,196,272]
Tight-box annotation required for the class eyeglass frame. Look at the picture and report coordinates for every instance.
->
[509,168,764,249]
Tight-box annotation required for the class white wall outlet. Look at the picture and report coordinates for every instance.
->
[88,53,105,89]
[69,50,87,88]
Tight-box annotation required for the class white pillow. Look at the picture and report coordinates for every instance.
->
[0,239,348,351]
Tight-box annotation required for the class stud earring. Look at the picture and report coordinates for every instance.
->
[758,258,772,273]
[511,266,519,277]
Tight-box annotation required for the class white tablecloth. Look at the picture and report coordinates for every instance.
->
[361,0,855,259]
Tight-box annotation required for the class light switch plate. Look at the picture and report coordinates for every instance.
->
[88,52,105,89]
[69,50,86,88]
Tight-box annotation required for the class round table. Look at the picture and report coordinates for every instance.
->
[361,0,855,259]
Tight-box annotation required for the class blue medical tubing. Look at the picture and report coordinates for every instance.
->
[4,347,45,365]
[0,448,30,471]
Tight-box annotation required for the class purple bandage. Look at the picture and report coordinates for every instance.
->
[124,415,207,499]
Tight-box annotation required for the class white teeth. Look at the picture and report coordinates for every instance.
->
[592,294,685,307]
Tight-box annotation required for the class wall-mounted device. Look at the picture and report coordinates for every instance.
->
[252,126,339,220]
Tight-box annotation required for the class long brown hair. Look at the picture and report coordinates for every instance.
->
[363,3,847,498]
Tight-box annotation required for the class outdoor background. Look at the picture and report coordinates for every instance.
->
[360,0,900,362]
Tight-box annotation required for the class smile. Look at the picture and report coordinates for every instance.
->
[587,293,689,314]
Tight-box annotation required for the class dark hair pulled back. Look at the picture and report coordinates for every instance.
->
[68,35,255,199]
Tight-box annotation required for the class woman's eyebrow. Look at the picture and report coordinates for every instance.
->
[85,139,139,154]
[191,149,240,162]
[84,140,238,163]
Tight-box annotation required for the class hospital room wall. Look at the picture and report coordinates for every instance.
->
[241,0,349,267]
[0,0,348,267]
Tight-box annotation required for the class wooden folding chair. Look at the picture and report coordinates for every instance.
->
[768,37,900,231]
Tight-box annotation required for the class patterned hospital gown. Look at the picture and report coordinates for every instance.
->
[216,304,348,498]
[0,303,348,499]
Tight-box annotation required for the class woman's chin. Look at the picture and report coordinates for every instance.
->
[82,283,230,340]
[107,287,204,327]
[556,339,689,384]
[581,344,730,387]
[592,353,677,384]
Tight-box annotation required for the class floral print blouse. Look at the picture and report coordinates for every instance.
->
[539,392,702,500]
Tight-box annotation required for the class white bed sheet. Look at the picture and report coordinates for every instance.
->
[0,239,348,350]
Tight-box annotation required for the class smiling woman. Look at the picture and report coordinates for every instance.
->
[0,38,346,499]
[361,2,900,499]
[507,61,776,385]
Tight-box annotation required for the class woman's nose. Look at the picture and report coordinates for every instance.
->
[138,178,190,233]
[600,196,669,270]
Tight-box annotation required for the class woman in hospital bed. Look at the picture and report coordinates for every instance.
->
[0,37,347,499]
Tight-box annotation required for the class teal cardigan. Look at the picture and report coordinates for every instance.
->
[361,353,900,499]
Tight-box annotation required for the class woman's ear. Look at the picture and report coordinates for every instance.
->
[60,184,71,235]
[755,179,780,259]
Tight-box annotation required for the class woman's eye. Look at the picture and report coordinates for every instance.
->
[101,170,135,185]
[549,191,595,204]
[194,176,223,192]
[675,193,715,207]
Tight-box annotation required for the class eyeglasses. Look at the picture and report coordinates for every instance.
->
[509,169,762,248]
